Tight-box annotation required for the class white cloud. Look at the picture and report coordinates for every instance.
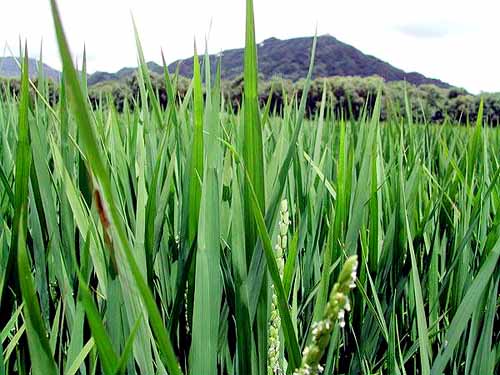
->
[1,0,499,93]
[395,24,450,39]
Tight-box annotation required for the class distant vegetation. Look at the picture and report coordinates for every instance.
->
[2,73,499,124]
[3,34,496,125]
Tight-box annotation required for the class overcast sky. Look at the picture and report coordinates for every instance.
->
[1,0,498,93]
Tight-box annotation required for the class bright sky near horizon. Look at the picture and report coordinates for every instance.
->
[1,0,498,93]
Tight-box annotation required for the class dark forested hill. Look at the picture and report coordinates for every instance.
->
[2,36,450,88]
[1,35,452,88]
[85,35,451,88]
[165,35,450,88]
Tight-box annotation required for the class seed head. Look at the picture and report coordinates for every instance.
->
[293,256,358,375]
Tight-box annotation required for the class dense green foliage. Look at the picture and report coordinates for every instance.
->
[0,1,499,375]
[3,73,500,125]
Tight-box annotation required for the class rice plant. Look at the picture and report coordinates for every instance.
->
[0,0,499,374]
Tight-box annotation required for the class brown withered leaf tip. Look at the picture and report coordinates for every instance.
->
[94,188,118,275]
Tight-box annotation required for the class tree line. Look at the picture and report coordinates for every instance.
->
[1,73,498,125]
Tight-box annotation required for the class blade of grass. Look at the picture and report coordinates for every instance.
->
[49,2,183,374]
[18,212,58,375]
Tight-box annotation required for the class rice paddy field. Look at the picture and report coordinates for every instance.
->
[0,1,499,374]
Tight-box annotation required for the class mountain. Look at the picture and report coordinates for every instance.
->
[166,35,450,88]
[2,35,452,89]
[0,57,60,81]
[88,61,162,85]
[88,35,451,88]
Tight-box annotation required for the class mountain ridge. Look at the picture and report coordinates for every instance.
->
[0,56,60,81]
[1,35,452,89]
